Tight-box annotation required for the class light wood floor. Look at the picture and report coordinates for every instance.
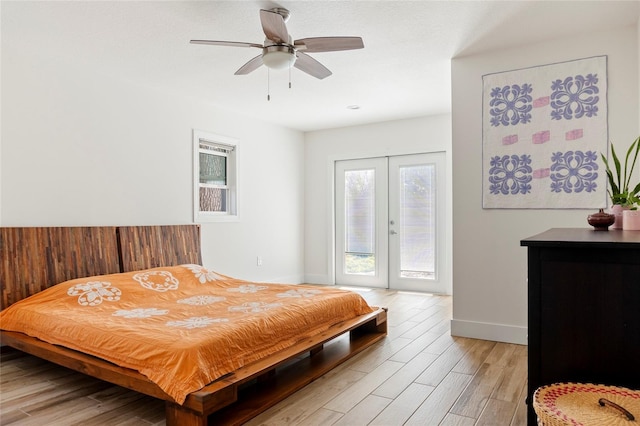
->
[0,289,528,425]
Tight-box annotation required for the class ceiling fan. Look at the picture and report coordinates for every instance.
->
[190,7,364,80]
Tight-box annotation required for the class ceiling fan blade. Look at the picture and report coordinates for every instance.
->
[234,54,264,75]
[294,37,364,52]
[259,9,289,44]
[190,40,263,49]
[294,52,332,80]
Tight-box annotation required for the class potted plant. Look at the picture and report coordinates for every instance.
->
[601,135,640,229]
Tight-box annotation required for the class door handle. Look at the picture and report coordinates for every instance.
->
[390,230,397,235]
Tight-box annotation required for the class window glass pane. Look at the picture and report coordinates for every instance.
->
[344,169,375,275]
[199,187,227,212]
[194,130,238,222]
[199,153,226,185]
[399,164,435,279]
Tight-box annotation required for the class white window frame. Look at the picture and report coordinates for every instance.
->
[193,129,239,222]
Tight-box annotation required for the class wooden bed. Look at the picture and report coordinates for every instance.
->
[0,225,387,426]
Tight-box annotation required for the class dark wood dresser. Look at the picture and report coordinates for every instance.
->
[521,228,640,425]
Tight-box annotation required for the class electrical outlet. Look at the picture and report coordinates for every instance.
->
[257,256,262,266]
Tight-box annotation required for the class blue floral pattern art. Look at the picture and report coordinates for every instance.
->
[550,74,599,120]
[489,84,533,127]
[488,154,533,195]
[549,150,599,193]
[482,56,607,209]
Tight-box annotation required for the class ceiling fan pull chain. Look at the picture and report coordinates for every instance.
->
[267,68,271,101]
[289,67,292,89]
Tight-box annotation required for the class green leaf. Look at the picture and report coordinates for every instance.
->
[604,166,619,196]
[624,136,640,191]
[611,143,622,191]
[602,137,640,205]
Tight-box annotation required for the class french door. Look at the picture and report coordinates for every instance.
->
[335,153,446,293]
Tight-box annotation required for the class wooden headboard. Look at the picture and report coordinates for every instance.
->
[0,225,201,309]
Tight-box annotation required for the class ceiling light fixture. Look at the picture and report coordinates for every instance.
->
[262,45,296,70]
[347,105,361,110]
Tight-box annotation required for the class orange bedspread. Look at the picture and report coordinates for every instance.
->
[0,265,374,404]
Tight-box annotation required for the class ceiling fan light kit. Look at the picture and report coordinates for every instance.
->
[190,7,364,81]
[262,45,296,70]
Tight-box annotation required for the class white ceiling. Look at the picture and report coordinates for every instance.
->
[3,1,639,132]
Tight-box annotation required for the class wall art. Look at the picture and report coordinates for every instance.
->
[482,56,608,209]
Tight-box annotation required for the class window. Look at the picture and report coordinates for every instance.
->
[193,130,239,222]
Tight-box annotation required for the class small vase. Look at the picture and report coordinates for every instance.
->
[609,205,627,229]
[622,210,640,230]
[587,209,616,231]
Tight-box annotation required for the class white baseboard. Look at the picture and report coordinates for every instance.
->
[262,274,305,284]
[451,319,527,345]
[303,274,333,285]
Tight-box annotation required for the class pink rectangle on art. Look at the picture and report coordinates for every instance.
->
[533,97,550,107]
[502,134,518,145]
[533,168,550,179]
[532,130,550,144]
[566,129,583,140]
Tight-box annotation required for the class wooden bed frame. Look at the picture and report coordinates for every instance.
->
[0,225,387,426]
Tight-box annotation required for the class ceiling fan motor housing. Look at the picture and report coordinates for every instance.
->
[270,7,291,22]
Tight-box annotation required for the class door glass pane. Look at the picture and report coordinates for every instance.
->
[399,164,435,279]
[345,169,375,275]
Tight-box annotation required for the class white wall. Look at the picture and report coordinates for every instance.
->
[1,47,305,284]
[303,115,452,293]
[451,25,639,344]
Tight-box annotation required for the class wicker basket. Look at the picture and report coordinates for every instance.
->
[533,382,640,426]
